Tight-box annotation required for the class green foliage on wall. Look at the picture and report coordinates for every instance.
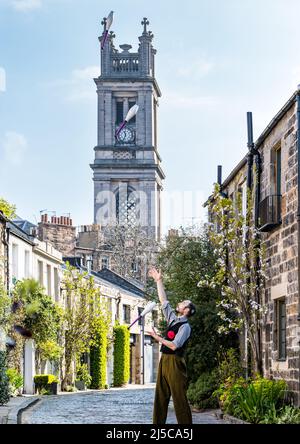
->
[90,329,108,389]
[113,324,130,387]
[89,297,111,389]
[0,351,10,405]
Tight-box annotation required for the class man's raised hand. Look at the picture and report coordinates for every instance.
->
[148,267,162,283]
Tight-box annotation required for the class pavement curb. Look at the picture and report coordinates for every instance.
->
[17,397,42,424]
[222,413,250,424]
[1,397,41,425]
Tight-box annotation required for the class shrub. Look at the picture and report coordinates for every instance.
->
[0,351,10,405]
[90,325,108,389]
[76,362,92,388]
[274,406,300,424]
[6,368,23,397]
[216,348,244,384]
[113,324,130,387]
[187,370,219,409]
[232,377,287,424]
[214,376,248,417]
[34,374,58,394]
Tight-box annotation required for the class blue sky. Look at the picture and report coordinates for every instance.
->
[1,0,300,233]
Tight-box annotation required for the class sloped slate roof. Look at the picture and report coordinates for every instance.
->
[62,257,146,298]
[96,268,145,298]
[7,221,35,245]
[13,219,37,236]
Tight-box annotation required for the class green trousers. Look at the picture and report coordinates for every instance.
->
[153,353,192,424]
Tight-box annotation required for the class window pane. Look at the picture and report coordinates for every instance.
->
[38,261,43,286]
[276,148,281,195]
[54,268,59,303]
[116,102,123,124]
[47,264,51,297]
[24,250,30,278]
[12,244,18,280]
[278,299,286,359]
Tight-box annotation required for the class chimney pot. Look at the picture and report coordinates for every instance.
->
[70,219,73,226]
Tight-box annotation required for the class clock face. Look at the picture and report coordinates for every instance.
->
[117,127,135,143]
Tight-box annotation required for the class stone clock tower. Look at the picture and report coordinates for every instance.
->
[90,17,165,240]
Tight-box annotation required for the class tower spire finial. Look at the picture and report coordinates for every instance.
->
[141,17,149,34]
[101,17,107,32]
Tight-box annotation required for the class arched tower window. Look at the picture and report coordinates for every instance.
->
[115,185,139,226]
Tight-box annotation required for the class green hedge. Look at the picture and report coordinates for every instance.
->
[90,329,108,389]
[0,351,10,405]
[113,325,130,387]
[34,374,58,387]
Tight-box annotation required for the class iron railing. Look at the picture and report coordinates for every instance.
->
[258,194,282,231]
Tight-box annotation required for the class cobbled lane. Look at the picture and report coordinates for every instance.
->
[22,385,229,424]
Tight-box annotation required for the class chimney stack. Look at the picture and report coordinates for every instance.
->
[217,165,222,185]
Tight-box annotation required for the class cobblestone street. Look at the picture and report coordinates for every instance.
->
[21,385,229,424]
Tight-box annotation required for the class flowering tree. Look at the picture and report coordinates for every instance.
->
[61,263,112,391]
[198,183,267,375]
[61,264,98,390]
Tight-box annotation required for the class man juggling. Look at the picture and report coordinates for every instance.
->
[147,267,196,425]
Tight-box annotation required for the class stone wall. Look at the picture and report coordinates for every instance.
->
[220,100,300,404]
[258,103,300,404]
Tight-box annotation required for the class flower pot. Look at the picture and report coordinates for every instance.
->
[49,382,58,395]
[75,380,86,391]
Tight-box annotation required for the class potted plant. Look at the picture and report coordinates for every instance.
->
[34,374,59,395]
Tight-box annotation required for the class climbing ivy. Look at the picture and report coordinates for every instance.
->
[113,324,130,387]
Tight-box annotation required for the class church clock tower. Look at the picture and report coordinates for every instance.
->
[91,17,165,240]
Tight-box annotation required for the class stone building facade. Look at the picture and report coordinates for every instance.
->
[207,89,300,404]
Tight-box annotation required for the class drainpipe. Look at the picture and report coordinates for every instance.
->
[245,113,254,379]
[246,112,263,376]
[296,85,300,406]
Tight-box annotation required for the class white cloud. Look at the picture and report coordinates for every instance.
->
[0,67,6,92]
[44,65,100,102]
[2,131,28,165]
[67,66,100,101]
[10,0,41,11]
